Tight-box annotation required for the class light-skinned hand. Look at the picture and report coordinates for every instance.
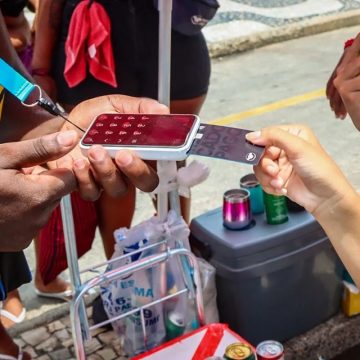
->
[246,124,357,219]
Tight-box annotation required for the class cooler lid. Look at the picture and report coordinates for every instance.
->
[190,208,327,268]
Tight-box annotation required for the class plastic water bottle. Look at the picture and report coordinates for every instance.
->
[124,266,166,355]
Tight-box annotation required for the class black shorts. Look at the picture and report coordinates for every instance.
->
[0,252,31,301]
[53,0,211,104]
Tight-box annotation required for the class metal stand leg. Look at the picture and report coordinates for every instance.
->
[157,0,174,220]
[61,195,89,360]
[158,0,172,108]
[157,0,183,219]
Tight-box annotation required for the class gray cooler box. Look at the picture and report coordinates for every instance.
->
[190,208,344,344]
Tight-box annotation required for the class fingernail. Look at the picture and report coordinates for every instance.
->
[57,130,77,146]
[89,145,105,162]
[245,131,261,142]
[281,188,288,196]
[74,158,86,170]
[117,151,133,167]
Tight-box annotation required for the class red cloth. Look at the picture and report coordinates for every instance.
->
[38,192,98,285]
[64,0,117,88]
[344,38,355,49]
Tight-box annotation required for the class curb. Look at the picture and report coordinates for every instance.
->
[8,293,97,338]
[285,312,360,359]
[8,302,70,337]
[208,9,360,58]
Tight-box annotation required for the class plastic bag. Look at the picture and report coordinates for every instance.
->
[100,223,164,355]
[100,211,195,356]
[197,258,219,324]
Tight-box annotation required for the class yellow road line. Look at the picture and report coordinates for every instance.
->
[209,88,326,126]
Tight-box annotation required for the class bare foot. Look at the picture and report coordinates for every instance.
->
[0,290,25,329]
[34,273,71,295]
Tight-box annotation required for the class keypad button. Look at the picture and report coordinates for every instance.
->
[105,130,113,135]
[133,131,142,136]
[104,138,110,143]
[95,122,104,127]
[137,123,146,128]
[141,116,149,120]
[119,131,127,135]
[128,116,135,120]
[114,116,122,120]
[84,137,94,143]
[117,139,122,143]
[123,122,131,128]
[97,115,108,121]
[110,123,118,127]
[131,139,138,144]
[88,129,99,135]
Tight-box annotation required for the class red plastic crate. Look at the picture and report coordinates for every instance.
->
[133,323,255,360]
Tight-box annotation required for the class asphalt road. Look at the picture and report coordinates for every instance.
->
[22,25,360,322]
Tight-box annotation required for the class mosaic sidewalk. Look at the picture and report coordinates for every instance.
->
[204,0,360,54]
[12,307,128,360]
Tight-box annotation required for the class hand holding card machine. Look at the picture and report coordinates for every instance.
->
[81,113,200,161]
[80,114,265,165]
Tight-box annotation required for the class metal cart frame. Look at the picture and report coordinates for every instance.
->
[60,1,205,358]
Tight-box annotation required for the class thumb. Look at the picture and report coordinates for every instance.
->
[0,131,79,169]
[246,126,312,160]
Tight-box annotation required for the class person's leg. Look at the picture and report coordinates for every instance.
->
[0,290,24,329]
[170,95,207,118]
[33,236,71,295]
[0,322,31,359]
[0,253,31,330]
[96,184,136,259]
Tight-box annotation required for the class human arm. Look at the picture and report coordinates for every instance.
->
[246,125,360,287]
[0,9,64,140]
[31,0,65,99]
[4,11,31,53]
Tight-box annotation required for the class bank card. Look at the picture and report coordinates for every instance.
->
[188,124,265,165]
